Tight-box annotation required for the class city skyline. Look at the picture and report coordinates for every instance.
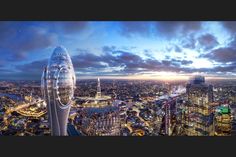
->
[1,21,236,80]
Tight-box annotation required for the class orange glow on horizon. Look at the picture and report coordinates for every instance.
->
[78,72,236,81]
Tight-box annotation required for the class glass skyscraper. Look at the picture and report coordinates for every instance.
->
[41,46,76,136]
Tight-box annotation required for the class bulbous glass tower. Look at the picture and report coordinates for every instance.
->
[41,46,76,136]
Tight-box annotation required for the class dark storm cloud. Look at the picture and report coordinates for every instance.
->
[197,33,219,50]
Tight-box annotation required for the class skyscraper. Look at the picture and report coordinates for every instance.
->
[185,75,214,136]
[41,46,76,136]
[96,78,102,99]
[76,78,121,136]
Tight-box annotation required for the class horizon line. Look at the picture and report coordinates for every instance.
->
[1,76,236,82]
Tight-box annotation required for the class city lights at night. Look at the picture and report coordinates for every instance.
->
[1,21,236,136]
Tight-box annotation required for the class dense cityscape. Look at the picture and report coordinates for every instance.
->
[1,76,236,136]
[1,21,236,136]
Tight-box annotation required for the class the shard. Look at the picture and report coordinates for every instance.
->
[41,46,76,136]
[95,78,102,99]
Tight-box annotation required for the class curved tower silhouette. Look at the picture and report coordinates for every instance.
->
[41,46,76,136]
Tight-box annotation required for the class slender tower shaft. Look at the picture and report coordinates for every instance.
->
[96,78,102,98]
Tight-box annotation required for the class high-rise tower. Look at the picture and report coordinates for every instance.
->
[41,46,76,136]
[76,78,121,136]
[185,75,214,136]
[96,78,102,99]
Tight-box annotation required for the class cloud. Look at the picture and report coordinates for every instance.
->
[119,21,203,39]
[0,22,57,61]
[171,59,193,65]
[12,45,236,80]
[119,22,152,37]
[213,64,236,72]
[204,47,236,63]
[15,47,192,79]
[2,21,236,80]
[99,47,183,73]
[102,45,117,53]
[174,45,182,52]
[197,33,219,50]
[0,22,90,60]
[58,21,89,33]
[0,65,42,80]
[181,34,196,49]
[155,21,202,38]
[166,44,182,53]
[221,21,236,34]
[16,59,48,75]
[0,22,17,41]
[180,60,193,65]
[202,35,236,63]
[12,27,56,60]
[0,59,6,67]
[0,68,14,73]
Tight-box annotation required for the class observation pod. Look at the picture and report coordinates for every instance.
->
[41,46,76,136]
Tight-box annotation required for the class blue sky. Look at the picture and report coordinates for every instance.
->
[1,21,236,80]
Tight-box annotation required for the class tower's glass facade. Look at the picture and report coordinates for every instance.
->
[41,46,76,136]
[185,76,214,136]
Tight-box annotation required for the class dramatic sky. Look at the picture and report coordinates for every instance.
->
[1,21,236,80]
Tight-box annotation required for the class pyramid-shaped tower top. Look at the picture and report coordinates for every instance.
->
[96,77,102,98]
